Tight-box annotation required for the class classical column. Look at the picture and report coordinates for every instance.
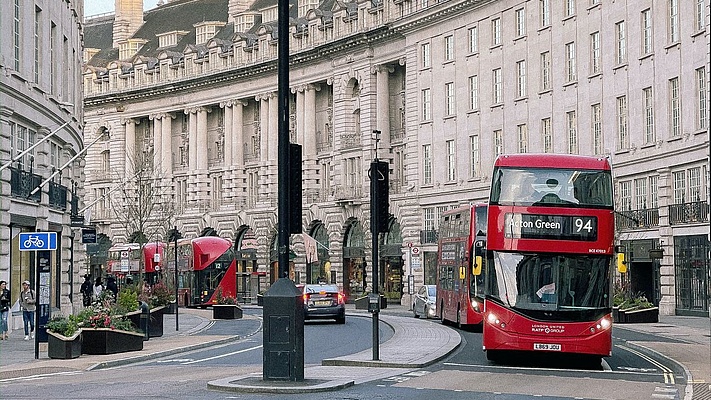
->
[161,114,173,176]
[123,118,136,175]
[260,96,269,161]
[233,101,245,166]
[375,65,392,151]
[303,86,317,157]
[268,93,278,162]
[197,107,209,170]
[295,88,305,146]
[151,116,162,172]
[186,109,197,170]
[222,102,233,168]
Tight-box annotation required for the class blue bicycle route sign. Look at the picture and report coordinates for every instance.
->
[19,232,57,251]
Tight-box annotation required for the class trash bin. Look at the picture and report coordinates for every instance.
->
[262,278,304,381]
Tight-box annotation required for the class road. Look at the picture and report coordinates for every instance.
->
[0,309,686,400]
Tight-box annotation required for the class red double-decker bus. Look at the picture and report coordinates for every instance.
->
[482,154,615,364]
[436,203,488,328]
[142,242,166,285]
[164,237,237,307]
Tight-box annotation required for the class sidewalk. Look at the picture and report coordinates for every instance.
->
[614,315,711,400]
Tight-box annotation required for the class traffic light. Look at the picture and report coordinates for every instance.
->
[288,143,302,234]
[370,160,389,233]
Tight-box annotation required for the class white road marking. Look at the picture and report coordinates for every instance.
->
[181,344,263,364]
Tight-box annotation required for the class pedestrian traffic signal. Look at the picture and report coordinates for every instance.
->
[289,143,302,234]
[370,160,389,233]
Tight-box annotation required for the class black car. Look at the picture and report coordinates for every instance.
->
[302,284,346,324]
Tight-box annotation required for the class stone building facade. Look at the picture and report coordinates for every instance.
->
[82,0,709,313]
[1,0,85,323]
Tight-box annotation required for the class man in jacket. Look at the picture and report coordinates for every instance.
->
[19,280,36,340]
[80,275,93,307]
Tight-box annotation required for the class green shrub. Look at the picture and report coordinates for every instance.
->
[115,288,139,314]
[47,315,80,337]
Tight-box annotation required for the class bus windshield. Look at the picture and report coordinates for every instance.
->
[489,251,610,311]
[490,167,613,207]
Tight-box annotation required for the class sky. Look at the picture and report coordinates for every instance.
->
[85,0,160,17]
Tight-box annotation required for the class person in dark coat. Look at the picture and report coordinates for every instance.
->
[106,276,119,298]
[80,275,93,306]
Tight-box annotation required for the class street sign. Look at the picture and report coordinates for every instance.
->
[19,232,57,251]
[411,246,420,255]
[81,228,97,244]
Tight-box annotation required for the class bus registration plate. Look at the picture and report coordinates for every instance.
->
[533,343,561,351]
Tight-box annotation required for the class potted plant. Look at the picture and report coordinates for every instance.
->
[613,286,658,324]
[78,295,144,355]
[138,282,173,337]
[212,288,243,320]
[46,315,82,359]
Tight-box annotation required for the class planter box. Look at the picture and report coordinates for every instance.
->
[165,302,178,314]
[81,328,144,355]
[615,307,659,324]
[126,306,165,338]
[47,331,82,359]
[212,304,243,319]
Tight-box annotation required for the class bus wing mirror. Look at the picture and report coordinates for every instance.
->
[473,256,482,276]
[472,240,485,276]
[616,253,627,273]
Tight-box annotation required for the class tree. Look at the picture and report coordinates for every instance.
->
[109,150,175,245]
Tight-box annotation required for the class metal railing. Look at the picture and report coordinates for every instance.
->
[48,181,68,210]
[616,208,660,230]
[10,166,41,202]
[669,201,709,225]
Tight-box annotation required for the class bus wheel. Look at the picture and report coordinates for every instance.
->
[486,350,502,362]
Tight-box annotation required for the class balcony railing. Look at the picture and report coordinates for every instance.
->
[669,201,709,225]
[48,181,68,211]
[616,208,660,230]
[10,166,41,202]
[420,229,438,244]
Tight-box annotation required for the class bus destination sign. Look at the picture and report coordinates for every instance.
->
[505,213,597,241]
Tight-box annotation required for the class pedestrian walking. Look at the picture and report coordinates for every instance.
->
[93,276,104,301]
[18,280,36,341]
[80,275,93,307]
[0,280,10,340]
[106,276,118,299]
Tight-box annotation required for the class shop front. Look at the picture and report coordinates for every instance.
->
[343,220,366,300]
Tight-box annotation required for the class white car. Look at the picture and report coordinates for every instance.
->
[413,285,437,319]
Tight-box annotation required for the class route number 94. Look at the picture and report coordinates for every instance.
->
[574,217,594,233]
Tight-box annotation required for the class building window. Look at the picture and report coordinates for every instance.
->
[696,0,706,31]
[468,26,478,53]
[468,75,479,110]
[591,103,602,155]
[541,117,552,153]
[673,170,686,203]
[616,21,626,64]
[421,88,431,120]
[590,31,600,74]
[50,22,56,93]
[540,0,550,27]
[620,180,632,210]
[421,42,430,68]
[565,42,576,82]
[565,0,575,17]
[13,0,20,70]
[469,135,480,177]
[492,68,502,104]
[517,124,528,153]
[541,51,551,91]
[444,35,454,61]
[494,129,503,156]
[491,18,501,46]
[101,150,110,171]
[641,9,653,55]
[616,95,628,149]
[688,167,702,202]
[697,67,707,130]
[445,82,455,116]
[567,111,577,154]
[643,87,655,143]
[634,178,648,209]
[34,6,41,83]
[446,140,455,181]
[649,176,658,208]
[669,77,680,137]
[424,207,435,231]
[423,144,432,185]
[515,8,526,37]
[516,60,526,98]
[669,0,679,43]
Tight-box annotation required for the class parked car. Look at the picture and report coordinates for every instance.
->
[302,284,346,324]
[413,285,437,319]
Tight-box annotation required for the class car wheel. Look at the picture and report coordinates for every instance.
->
[336,316,345,324]
[413,304,420,318]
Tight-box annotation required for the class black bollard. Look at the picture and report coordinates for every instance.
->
[139,301,150,341]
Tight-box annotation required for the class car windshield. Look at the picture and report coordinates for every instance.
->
[304,284,339,294]
[427,286,436,297]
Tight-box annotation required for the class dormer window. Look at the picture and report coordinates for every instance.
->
[298,0,319,17]
[262,6,278,23]
[118,39,147,60]
[157,30,189,49]
[195,21,225,44]
[235,14,256,33]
